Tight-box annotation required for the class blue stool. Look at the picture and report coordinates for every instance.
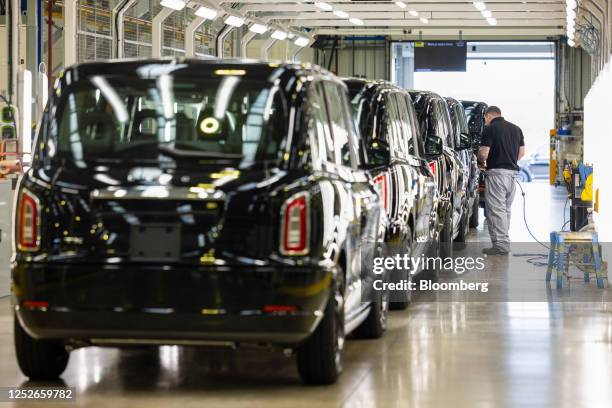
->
[546,231,606,289]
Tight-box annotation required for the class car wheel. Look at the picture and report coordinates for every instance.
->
[389,226,413,310]
[353,285,388,339]
[440,210,454,259]
[421,234,440,282]
[454,206,468,250]
[469,192,480,228]
[14,315,70,380]
[296,269,345,385]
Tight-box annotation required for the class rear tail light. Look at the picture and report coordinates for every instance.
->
[373,174,389,211]
[428,161,437,178]
[280,192,309,255]
[18,189,41,251]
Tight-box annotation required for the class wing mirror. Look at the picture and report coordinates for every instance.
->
[365,139,391,167]
[458,132,471,150]
[424,135,443,157]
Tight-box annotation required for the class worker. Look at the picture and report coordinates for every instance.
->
[478,106,525,255]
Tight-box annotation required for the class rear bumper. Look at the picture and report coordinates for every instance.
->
[13,262,333,346]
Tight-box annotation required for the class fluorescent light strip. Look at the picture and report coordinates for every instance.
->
[486,17,497,25]
[420,17,429,23]
[395,1,407,9]
[481,10,492,18]
[349,17,364,25]
[409,10,419,17]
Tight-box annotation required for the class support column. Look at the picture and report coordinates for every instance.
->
[63,0,77,66]
[113,0,138,59]
[216,25,234,58]
[9,0,20,101]
[240,31,256,58]
[25,0,38,109]
[260,37,277,60]
[185,17,206,57]
[289,39,314,62]
[152,7,174,58]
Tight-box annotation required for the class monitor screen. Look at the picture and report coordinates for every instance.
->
[414,41,467,72]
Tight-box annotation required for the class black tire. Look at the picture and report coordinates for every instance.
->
[440,210,454,259]
[353,287,388,339]
[14,316,69,380]
[454,206,468,250]
[389,226,413,311]
[421,236,440,281]
[469,192,480,228]
[296,271,345,385]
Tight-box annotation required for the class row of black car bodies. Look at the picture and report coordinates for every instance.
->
[11,60,487,385]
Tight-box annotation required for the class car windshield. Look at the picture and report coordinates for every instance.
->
[50,74,288,166]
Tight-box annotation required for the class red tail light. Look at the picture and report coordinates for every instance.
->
[280,192,309,255]
[18,189,41,252]
[373,174,388,211]
[428,161,437,178]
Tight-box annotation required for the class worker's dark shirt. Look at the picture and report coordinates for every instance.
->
[481,117,524,171]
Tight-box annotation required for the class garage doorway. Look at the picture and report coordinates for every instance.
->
[391,41,555,171]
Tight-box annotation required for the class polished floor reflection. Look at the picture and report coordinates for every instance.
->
[1,182,611,407]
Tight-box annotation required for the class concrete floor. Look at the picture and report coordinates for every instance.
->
[1,181,611,407]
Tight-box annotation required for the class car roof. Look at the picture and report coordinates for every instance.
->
[59,58,344,93]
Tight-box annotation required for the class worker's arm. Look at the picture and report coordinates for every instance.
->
[478,146,490,165]
[518,146,526,161]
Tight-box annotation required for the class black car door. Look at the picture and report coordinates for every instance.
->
[398,93,437,253]
[320,81,382,318]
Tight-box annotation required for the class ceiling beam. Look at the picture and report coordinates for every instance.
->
[263,11,566,20]
[250,3,565,12]
[296,19,564,27]
[315,27,565,37]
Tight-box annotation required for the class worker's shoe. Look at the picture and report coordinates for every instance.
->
[482,247,509,256]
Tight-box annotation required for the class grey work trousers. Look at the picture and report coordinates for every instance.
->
[485,168,518,252]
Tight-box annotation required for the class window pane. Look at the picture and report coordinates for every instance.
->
[311,84,335,164]
[324,83,351,167]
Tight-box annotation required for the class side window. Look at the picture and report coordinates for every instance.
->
[323,82,352,167]
[377,94,394,148]
[406,98,425,157]
[435,101,453,148]
[384,93,404,158]
[394,93,419,157]
[308,83,335,166]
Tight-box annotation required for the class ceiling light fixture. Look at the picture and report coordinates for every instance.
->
[271,29,288,40]
[224,15,245,27]
[160,0,185,11]
[195,6,218,20]
[420,17,429,23]
[395,1,407,8]
[314,2,333,11]
[349,17,364,25]
[333,10,350,19]
[473,1,486,11]
[486,17,497,25]
[249,23,268,34]
[409,10,419,17]
[294,36,310,47]
[481,10,492,18]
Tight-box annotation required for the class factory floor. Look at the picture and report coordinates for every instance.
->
[1,181,611,408]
